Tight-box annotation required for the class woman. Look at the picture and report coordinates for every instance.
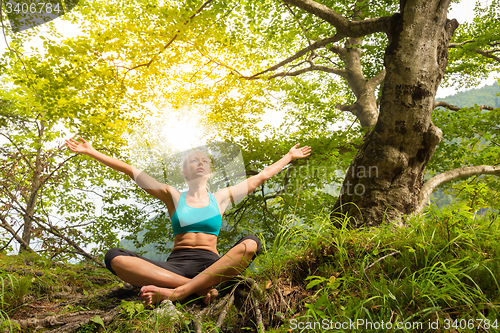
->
[65,137,311,304]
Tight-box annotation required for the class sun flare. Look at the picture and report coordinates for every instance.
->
[137,102,207,154]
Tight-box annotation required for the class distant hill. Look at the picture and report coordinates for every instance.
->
[437,82,500,108]
[120,228,173,262]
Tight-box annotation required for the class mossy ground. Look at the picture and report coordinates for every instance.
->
[0,253,123,332]
[2,206,500,332]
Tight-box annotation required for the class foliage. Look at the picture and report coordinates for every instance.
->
[1,205,500,332]
[0,3,498,332]
[264,206,500,332]
[119,300,145,319]
[77,320,101,333]
[445,0,500,89]
[62,0,500,229]
[0,0,498,308]
[0,252,119,318]
[0,274,15,332]
[430,83,500,213]
[0,7,154,261]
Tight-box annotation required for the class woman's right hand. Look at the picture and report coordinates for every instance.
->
[65,138,94,155]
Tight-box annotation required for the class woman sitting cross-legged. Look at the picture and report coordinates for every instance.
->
[65,138,311,305]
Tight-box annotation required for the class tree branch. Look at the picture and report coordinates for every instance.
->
[282,0,393,37]
[335,103,354,112]
[283,0,349,29]
[0,215,34,253]
[283,3,313,46]
[368,68,386,88]
[34,218,105,267]
[269,63,347,79]
[40,152,78,188]
[120,0,216,76]
[448,40,475,47]
[249,35,342,79]
[473,48,500,63]
[0,5,36,91]
[327,45,345,56]
[5,193,104,266]
[416,165,500,214]
[433,101,494,111]
[472,129,500,148]
[449,40,500,48]
[480,48,500,54]
[0,133,35,172]
[191,44,248,77]
[448,40,500,63]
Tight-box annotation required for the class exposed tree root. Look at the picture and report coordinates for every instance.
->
[192,305,210,333]
[185,275,268,332]
[251,292,265,333]
[98,281,138,299]
[6,307,119,333]
[5,276,301,332]
[212,292,235,332]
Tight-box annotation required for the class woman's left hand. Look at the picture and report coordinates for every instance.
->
[288,144,311,160]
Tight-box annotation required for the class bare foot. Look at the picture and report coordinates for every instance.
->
[140,285,185,304]
[203,288,218,305]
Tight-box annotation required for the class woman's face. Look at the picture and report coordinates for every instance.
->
[183,151,211,181]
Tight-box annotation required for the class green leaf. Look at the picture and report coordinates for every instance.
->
[90,315,105,328]
[306,278,325,290]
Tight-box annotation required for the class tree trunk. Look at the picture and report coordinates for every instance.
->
[20,120,45,251]
[332,0,458,226]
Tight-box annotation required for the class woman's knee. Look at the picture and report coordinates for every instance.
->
[104,248,131,274]
[105,248,120,264]
[241,239,260,257]
[241,235,261,256]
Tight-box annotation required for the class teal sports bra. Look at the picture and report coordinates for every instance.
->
[171,192,222,237]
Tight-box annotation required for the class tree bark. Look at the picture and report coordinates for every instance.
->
[338,36,382,127]
[332,0,458,226]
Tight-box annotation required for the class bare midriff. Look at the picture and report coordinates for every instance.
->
[172,232,219,256]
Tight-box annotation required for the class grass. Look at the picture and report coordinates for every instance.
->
[0,252,121,332]
[0,274,16,332]
[2,204,500,332]
[259,205,500,332]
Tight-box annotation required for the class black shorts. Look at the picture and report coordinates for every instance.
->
[104,235,261,279]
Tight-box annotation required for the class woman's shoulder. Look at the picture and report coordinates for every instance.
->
[166,185,181,193]
[166,185,182,200]
[213,187,233,205]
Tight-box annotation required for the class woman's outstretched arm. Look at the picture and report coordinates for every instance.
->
[66,138,134,178]
[65,138,177,203]
[216,144,311,207]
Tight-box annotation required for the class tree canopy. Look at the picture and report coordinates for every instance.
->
[0,0,499,261]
